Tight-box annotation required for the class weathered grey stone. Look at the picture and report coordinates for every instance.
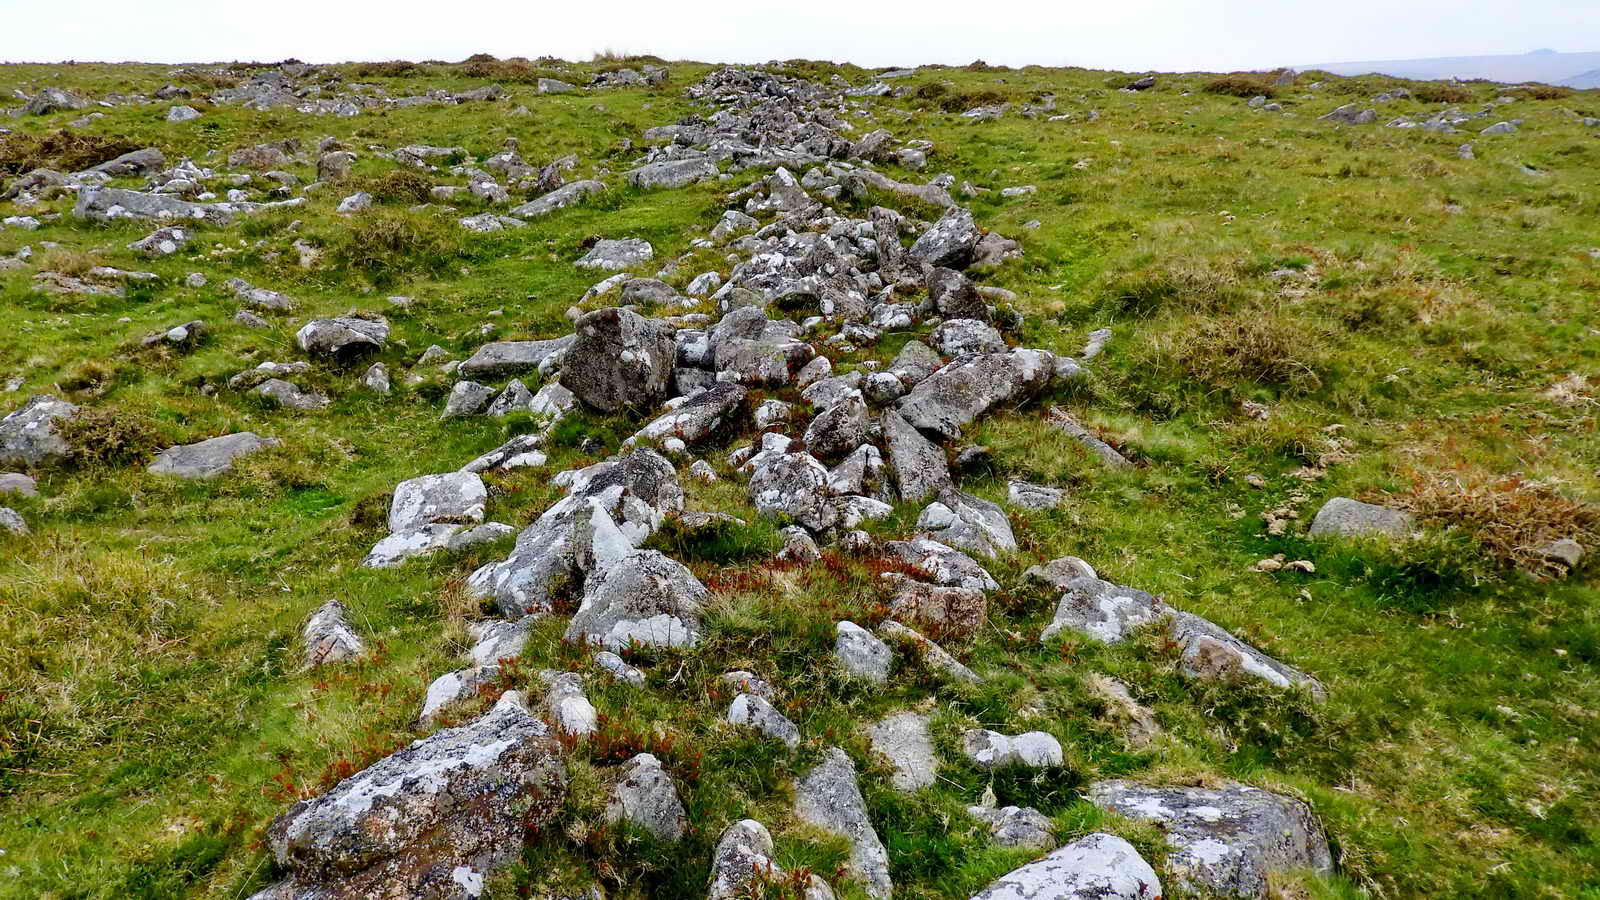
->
[468,618,533,667]
[317,150,356,182]
[467,450,682,617]
[486,380,534,418]
[1171,611,1325,699]
[777,524,822,562]
[1320,103,1377,125]
[909,207,982,269]
[1009,480,1067,510]
[0,507,28,536]
[253,379,329,411]
[878,619,980,683]
[805,392,871,460]
[83,147,165,177]
[258,692,566,900]
[928,267,989,320]
[541,671,598,737]
[883,409,950,503]
[897,349,1057,441]
[605,753,686,842]
[148,432,279,479]
[296,316,389,362]
[867,712,937,792]
[361,363,391,395]
[795,748,892,899]
[835,620,892,683]
[884,574,987,638]
[362,522,516,570]
[931,319,1006,357]
[442,381,496,418]
[417,666,495,724]
[826,443,888,500]
[390,472,487,533]
[459,336,575,380]
[129,225,191,257]
[303,600,365,667]
[969,832,1161,900]
[74,186,226,224]
[625,383,747,448]
[1048,408,1134,469]
[1307,497,1414,539]
[916,489,1016,558]
[565,549,706,650]
[595,651,645,686]
[961,728,1063,769]
[1088,780,1332,898]
[0,473,38,497]
[229,361,312,392]
[1041,574,1168,643]
[748,446,837,532]
[537,78,576,94]
[884,536,998,590]
[0,395,78,466]
[561,308,676,413]
[508,180,606,219]
[1085,674,1162,749]
[576,238,654,271]
[709,820,835,900]
[727,693,801,747]
[627,157,718,189]
[721,670,778,701]
[968,804,1055,850]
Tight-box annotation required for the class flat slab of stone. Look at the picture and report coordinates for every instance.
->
[458,336,575,379]
[147,432,279,479]
[867,712,937,792]
[795,747,892,899]
[1089,780,1333,898]
[0,395,78,467]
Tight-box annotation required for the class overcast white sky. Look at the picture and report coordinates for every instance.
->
[2,0,1595,72]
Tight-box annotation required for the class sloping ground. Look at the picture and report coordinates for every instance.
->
[1303,48,1600,84]
[0,58,1598,899]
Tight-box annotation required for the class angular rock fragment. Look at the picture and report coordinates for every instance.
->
[969,833,1161,900]
[561,308,676,413]
[878,619,980,683]
[295,316,389,362]
[867,711,937,792]
[916,489,1017,558]
[605,753,686,842]
[0,395,77,467]
[564,549,707,650]
[1306,496,1413,539]
[303,600,365,667]
[794,748,892,899]
[147,432,279,479]
[835,621,892,683]
[727,693,801,747]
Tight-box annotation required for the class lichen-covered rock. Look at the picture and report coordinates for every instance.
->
[605,753,686,842]
[909,207,982,269]
[883,409,950,503]
[389,472,487,533]
[303,599,365,667]
[575,238,654,271]
[1171,611,1325,699]
[256,692,566,900]
[627,157,718,189]
[1307,497,1414,539]
[1085,674,1162,749]
[928,267,989,320]
[541,671,598,737]
[748,446,838,533]
[253,379,329,411]
[0,473,38,497]
[147,432,278,479]
[442,381,496,419]
[727,693,801,747]
[884,574,987,638]
[805,392,872,460]
[468,619,533,667]
[835,620,892,683]
[1041,574,1169,643]
[1009,480,1067,510]
[708,820,834,900]
[507,180,606,219]
[968,832,1161,900]
[878,619,980,683]
[0,507,29,536]
[794,748,892,899]
[916,488,1017,558]
[882,537,998,590]
[459,337,576,380]
[625,383,748,448]
[561,308,676,413]
[296,316,389,362]
[0,395,77,467]
[1088,780,1332,898]
[961,729,1063,769]
[897,349,1058,440]
[564,549,707,650]
[968,804,1055,850]
[867,712,937,792]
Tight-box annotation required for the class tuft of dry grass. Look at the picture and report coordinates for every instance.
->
[1389,472,1600,575]
[1203,75,1277,99]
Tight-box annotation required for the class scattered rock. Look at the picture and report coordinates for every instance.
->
[1307,497,1413,539]
[0,395,77,466]
[576,238,654,271]
[148,432,279,479]
[916,489,1017,558]
[968,832,1161,900]
[961,728,1063,769]
[565,549,707,650]
[296,316,389,362]
[794,748,892,899]
[867,712,937,792]
[835,620,892,683]
[303,600,365,667]
[605,753,686,842]
[727,693,801,747]
[562,308,676,413]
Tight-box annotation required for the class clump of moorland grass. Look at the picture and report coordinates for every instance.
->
[1202,75,1277,99]
[1413,82,1477,104]
[1386,473,1600,576]
[0,129,142,176]
[365,169,434,204]
[56,406,165,468]
[1097,255,1251,318]
[328,210,462,287]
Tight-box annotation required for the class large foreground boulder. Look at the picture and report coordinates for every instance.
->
[561,308,676,413]
[1089,780,1332,898]
[0,395,78,467]
[969,832,1161,900]
[253,692,566,900]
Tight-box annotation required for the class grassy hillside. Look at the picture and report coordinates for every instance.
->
[0,57,1597,899]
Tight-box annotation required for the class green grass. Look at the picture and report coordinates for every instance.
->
[1,58,1598,899]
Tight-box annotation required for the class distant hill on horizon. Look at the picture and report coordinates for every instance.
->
[1302,48,1600,86]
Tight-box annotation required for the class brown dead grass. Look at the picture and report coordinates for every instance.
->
[1389,472,1600,575]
